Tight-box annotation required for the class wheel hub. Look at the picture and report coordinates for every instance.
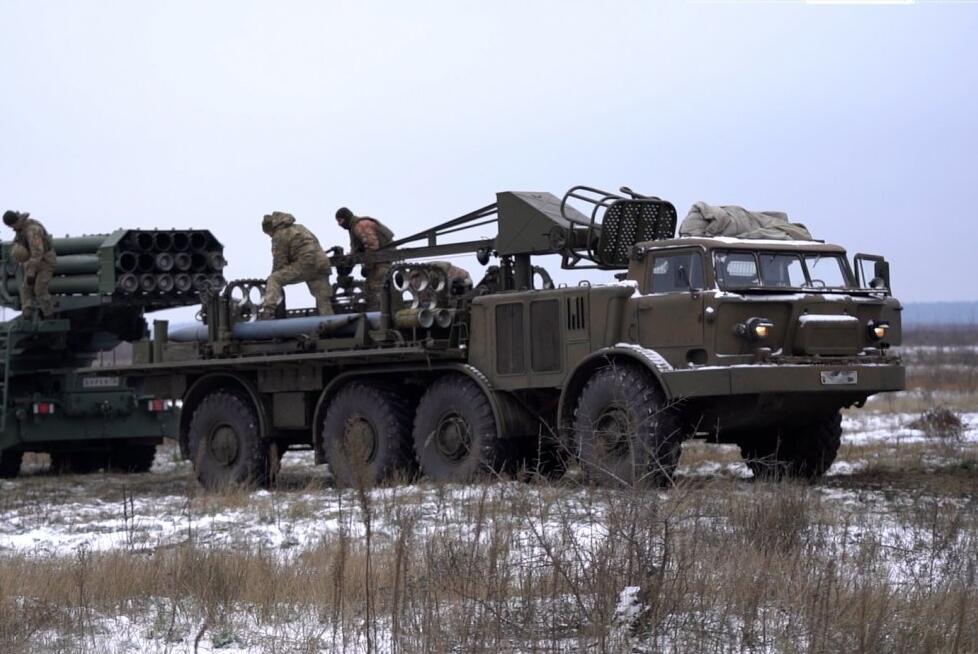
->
[209,424,240,466]
[594,406,633,455]
[342,415,377,463]
[434,413,471,461]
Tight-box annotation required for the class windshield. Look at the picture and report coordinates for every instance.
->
[714,250,852,290]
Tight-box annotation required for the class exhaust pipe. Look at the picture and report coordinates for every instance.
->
[192,274,210,291]
[209,274,227,291]
[190,253,208,272]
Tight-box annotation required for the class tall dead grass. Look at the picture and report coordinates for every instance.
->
[2,478,977,653]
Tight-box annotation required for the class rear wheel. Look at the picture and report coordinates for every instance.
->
[572,364,683,486]
[0,451,22,479]
[323,382,414,488]
[738,411,842,480]
[188,390,273,490]
[413,374,500,483]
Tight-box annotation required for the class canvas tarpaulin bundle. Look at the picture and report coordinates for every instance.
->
[679,202,813,241]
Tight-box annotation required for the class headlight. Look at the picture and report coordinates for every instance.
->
[868,321,890,341]
[735,317,775,342]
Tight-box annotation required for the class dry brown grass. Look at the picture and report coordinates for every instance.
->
[2,475,978,653]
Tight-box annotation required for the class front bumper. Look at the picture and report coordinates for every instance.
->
[661,361,905,399]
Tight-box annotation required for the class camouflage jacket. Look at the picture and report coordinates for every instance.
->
[13,218,57,273]
[348,215,395,254]
[268,213,331,272]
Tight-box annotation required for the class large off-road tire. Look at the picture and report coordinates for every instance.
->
[572,364,683,487]
[323,382,415,488]
[738,411,842,481]
[413,374,500,483]
[0,451,22,479]
[188,391,273,490]
[108,445,157,473]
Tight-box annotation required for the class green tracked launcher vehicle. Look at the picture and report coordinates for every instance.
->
[0,187,904,486]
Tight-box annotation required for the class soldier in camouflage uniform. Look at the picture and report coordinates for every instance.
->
[335,207,395,311]
[3,210,57,320]
[260,212,333,319]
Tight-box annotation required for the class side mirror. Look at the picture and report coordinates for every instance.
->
[874,260,891,290]
[854,253,891,293]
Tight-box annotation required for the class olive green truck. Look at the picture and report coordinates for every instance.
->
[0,186,904,487]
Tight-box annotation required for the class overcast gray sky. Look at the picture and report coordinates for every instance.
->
[2,0,976,311]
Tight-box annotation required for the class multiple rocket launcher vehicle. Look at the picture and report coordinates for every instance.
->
[1,229,226,309]
[0,230,226,476]
[0,187,905,486]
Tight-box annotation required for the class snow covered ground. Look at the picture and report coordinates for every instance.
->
[2,399,976,652]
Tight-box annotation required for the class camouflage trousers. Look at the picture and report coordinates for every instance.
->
[263,261,333,316]
[362,263,391,312]
[20,261,56,318]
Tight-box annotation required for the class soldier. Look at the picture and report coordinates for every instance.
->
[260,211,333,319]
[3,210,57,320]
[334,207,395,311]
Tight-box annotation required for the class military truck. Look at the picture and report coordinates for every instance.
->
[0,186,903,486]
[0,229,226,476]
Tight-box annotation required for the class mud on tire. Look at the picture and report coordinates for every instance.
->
[739,410,842,481]
[323,382,415,488]
[188,391,272,490]
[572,364,683,486]
[413,374,500,483]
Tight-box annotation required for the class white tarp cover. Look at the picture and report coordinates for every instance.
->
[679,202,814,241]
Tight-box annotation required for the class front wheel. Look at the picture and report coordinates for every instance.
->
[413,374,500,483]
[188,391,273,490]
[738,411,842,480]
[572,364,683,487]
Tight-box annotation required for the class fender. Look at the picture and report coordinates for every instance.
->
[311,363,517,464]
[179,372,269,459]
[557,345,675,434]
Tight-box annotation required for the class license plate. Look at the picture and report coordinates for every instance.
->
[821,370,858,385]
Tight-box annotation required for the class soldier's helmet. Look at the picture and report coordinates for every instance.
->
[3,210,27,227]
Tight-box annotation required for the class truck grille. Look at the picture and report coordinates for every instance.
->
[794,314,861,356]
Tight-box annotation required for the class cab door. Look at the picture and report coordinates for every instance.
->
[636,250,706,349]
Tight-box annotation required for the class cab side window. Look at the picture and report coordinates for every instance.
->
[650,252,704,293]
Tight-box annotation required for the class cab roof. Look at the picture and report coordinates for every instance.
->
[637,236,847,255]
